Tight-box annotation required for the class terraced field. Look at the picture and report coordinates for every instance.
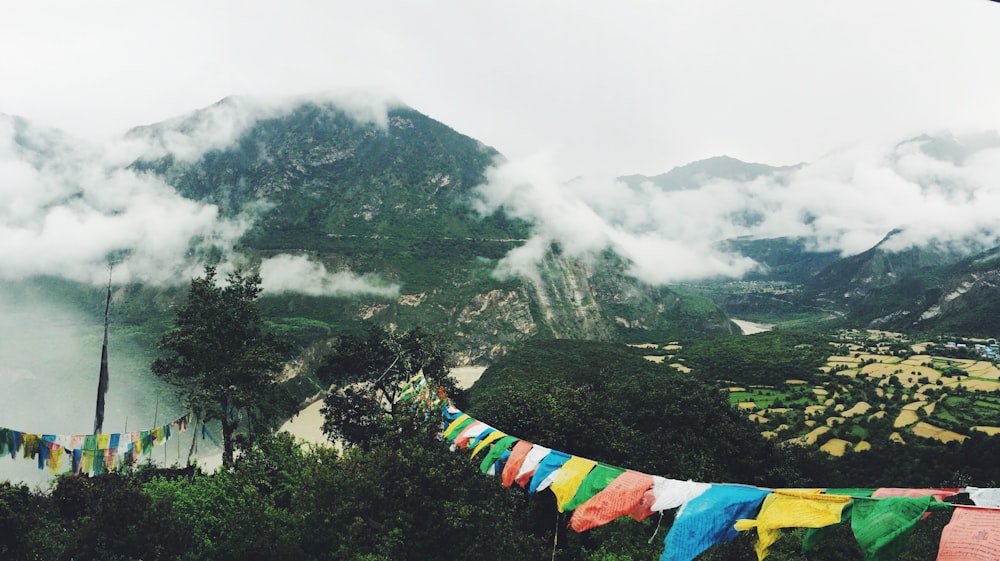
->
[723,330,1000,455]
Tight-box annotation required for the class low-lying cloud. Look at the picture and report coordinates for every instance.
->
[473,132,1000,285]
[0,114,252,285]
[259,254,400,298]
[0,93,400,296]
[121,91,397,164]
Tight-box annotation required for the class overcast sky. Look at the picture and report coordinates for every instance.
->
[3,0,999,176]
[2,1,1000,289]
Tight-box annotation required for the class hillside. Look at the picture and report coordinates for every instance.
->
[108,98,736,362]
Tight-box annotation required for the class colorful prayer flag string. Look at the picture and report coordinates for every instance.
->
[400,371,1000,561]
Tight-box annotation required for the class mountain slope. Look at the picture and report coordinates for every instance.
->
[129,98,735,361]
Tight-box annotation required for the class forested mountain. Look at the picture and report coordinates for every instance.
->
[125,98,735,361]
[7,98,1000,360]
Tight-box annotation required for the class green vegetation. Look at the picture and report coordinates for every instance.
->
[680,330,829,385]
[317,324,455,446]
[152,266,292,467]
[5,334,1000,561]
[468,339,807,485]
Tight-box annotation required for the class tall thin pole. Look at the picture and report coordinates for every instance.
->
[93,266,112,435]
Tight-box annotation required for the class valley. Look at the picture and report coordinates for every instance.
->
[663,328,1000,456]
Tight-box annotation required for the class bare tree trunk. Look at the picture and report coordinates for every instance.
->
[221,414,235,468]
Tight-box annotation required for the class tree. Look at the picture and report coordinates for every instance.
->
[152,266,288,467]
[318,324,455,447]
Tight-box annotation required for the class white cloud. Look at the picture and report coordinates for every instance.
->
[474,133,1000,285]
[258,254,399,298]
[0,92,402,289]
[0,114,254,285]
[123,92,396,164]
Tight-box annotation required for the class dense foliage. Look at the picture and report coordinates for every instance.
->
[0,429,545,561]
[152,266,292,466]
[317,324,458,446]
[680,330,830,385]
[468,339,813,486]
[6,336,1000,561]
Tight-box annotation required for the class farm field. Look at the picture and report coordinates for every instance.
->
[718,329,1000,455]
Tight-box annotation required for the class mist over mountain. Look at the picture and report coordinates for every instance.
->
[617,155,801,192]
[4,94,1000,361]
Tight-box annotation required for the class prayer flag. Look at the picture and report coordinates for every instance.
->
[734,489,850,560]
[937,506,1000,561]
[851,495,936,561]
[967,487,1000,508]
[442,414,472,439]
[502,441,535,488]
[550,456,597,512]
[453,422,489,449]
[528,450,571,494]
[562,463,626,513]
[660,484,770,561]
[478,435,519,474]
[632,476,711,520]
[514,445,551,488]
[802,489,875,552]
[470,430,507,458]
[570,470,655,532]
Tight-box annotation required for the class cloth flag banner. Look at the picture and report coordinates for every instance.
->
[528,449,572,494]
[936,506,1000,561]
[570,470,655,532]
[442,414,473,440]
[514,445,552,489]
[851,496,941,561]
[478,435,519,474]
[967,487,1000,508]
[549,456,598,512]
[501,441,535,488]
[801,489,876,552]
[398,371,1000,561]
[871,488,959,501]
[660,484,771,561]
[0,413,190,475]
[734,489,851,560]
[471,430,507,458]
[632,476,712,521]
[453,422,489,449]
[562,463,626,514]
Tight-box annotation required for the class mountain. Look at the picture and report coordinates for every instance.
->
[853,247,1000,335]
[755,225,1000,335]
[124,97,735,362]
[719,236,841,283]
[617,155,800,191]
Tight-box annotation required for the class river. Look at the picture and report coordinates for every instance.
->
[731,318,775,335]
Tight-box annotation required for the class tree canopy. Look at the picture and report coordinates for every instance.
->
[467,339,809,486]
[152,266,289,467]
[318,324,456,447]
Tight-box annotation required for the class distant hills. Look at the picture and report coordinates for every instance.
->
[618,155,800,192]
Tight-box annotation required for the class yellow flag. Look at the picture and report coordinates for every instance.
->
[550,456,598,512]
[442,414,471,439]
[81,450,95,474]
[471,430,507,458]
[734,489,850,560]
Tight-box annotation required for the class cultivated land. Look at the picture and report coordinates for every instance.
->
[722,330,1000,455]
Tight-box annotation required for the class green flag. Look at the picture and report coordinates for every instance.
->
[851,496,934,561]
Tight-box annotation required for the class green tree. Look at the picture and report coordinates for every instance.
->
[152,266,288,467]
[318,324,455,447]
